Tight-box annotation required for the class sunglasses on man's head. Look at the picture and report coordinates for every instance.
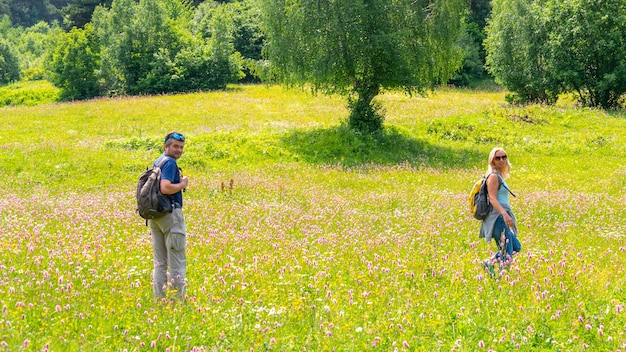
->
[167,133,185,142]
[494,155,507,161]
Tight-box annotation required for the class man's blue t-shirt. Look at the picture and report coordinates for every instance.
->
[154,154,183,207]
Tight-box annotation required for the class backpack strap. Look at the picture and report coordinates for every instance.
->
[155,155,170,169]
[486,172,517,198]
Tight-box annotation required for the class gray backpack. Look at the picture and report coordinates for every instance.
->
[470,172,515,220]
[136,157,172,221]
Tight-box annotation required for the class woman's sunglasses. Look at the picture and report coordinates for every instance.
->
[494,155,507,161]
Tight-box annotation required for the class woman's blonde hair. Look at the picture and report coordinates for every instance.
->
[486,147,511,178]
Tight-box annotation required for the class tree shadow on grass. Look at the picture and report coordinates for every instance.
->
[279,125,483,169]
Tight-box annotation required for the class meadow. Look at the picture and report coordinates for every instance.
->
[0,84,625,351]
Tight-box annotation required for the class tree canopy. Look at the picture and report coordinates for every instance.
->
[258,0,467,133]
[485,0,626,108]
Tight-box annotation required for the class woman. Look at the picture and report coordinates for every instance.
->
[479,147,521,270]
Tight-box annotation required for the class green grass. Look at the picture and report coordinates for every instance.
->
[0,84,625,350]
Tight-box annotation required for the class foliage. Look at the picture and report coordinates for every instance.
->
[450,0,492,87]
[258,0,467,133]
[13,21,63,71]
[449,23,486,87]
[485,0,626,108]
[0,16,64,80]
[543,0,626,108]
[227,0,264,82]
[192,1,253,83]
[0,0,64,27]
[89,0,241,96]
[46,24,99,100]
[0,85,625,350]
[61,0,113,30]
[179,2,244,91]
[92,0,190,95]
[0,79,60,106]
[0,38,20,83]
[484,0,558,104]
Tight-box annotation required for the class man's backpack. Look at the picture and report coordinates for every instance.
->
[136,157,172,221]
[469,172,515,220]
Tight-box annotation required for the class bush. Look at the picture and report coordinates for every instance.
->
[0,80,60,106]
[21,67,46,81]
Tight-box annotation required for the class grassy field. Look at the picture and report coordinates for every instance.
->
[0,84,625,351]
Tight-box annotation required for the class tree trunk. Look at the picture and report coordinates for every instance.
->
[348,79,383,134]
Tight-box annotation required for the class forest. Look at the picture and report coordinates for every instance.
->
[1,0,625,117]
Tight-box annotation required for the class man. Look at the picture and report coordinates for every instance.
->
[149,132,189,301]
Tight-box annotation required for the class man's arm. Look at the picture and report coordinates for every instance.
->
[160,177,188,195]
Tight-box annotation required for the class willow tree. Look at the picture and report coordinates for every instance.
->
[258,0,467,133]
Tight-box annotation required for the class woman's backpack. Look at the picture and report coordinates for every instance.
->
[469,173,515,220]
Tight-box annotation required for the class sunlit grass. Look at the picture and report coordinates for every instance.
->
[0,84,625,350]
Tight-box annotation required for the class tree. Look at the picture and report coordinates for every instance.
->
[0,38,20,83]
[46,24,99,100]
[62,0,113,30]
[193,0,257,82]
[92,0,191,95]
[450,0,492,86]
[90,0,241,96]
[7,0,61,27]
[544,0,626,108]
[484,0,558,104]
[485,0,626,108]
[227,0,264,82]
[258,0,467,133]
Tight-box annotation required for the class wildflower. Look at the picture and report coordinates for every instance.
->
[478,340,485,348]
[403,341,409,348]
